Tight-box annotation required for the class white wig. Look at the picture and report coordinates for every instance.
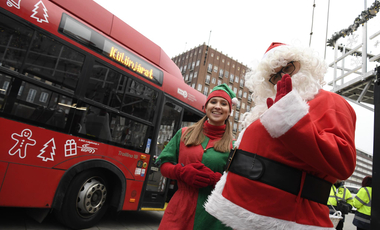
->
[240,44,327,130]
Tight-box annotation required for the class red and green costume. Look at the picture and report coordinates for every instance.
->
[157,121,232,230]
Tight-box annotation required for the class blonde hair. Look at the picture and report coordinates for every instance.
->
[181,116,233,153]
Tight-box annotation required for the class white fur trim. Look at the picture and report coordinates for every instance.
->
[204,172,334,230]
[234,128,246,148]
[260,90,309,138]
[232,97,238,105]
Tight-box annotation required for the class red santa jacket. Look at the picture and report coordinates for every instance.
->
[205,89,356,230]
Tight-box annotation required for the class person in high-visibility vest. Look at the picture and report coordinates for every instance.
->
[327,180,353,230]
[353,176,372,230]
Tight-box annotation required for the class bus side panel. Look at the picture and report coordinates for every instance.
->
[122,180,144,210]
[0,164,64,207]
[0,162,8,188]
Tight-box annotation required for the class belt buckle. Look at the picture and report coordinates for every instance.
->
[225,147,237,172]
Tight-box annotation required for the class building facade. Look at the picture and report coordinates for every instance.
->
[346,149,373,189]
[172,43,251,138]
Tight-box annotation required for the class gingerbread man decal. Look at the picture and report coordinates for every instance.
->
[9,129,36,159]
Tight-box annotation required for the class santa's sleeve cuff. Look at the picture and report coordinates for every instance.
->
[260,90,309,138]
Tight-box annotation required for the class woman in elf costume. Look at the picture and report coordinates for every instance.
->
[156,84,236,230]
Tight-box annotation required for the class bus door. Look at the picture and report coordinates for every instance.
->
[141,98,203,209]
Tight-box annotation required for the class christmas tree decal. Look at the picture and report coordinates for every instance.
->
[30,1,49,23]
[38,138,56,162]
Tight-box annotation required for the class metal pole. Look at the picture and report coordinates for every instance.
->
[371,66,380,229]
[362,0,368,76]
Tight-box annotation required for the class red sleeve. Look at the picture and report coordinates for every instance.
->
[279,91,356,179]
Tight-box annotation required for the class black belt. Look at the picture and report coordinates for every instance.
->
[225,149,331,205]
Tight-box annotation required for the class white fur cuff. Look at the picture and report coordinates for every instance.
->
[260,90,308,138]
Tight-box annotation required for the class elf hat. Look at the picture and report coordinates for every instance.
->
[262,42,288,59]
[205,83,238,111]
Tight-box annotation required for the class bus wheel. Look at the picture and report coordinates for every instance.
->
[55,170,109,229]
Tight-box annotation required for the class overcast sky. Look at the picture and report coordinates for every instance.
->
[93,0,378,155]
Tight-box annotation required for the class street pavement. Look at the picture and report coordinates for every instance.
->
[0,207,357,229]
[0,207,164,230]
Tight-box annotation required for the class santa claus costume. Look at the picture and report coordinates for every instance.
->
[204,43,357,230]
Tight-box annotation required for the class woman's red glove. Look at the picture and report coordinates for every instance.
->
[160,162,211,188]
[267,74,292,108]
[209,172,222,187]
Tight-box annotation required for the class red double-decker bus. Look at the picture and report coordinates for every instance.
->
[0,0,206,228]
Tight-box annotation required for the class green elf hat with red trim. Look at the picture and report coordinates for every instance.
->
[205,83,238,111]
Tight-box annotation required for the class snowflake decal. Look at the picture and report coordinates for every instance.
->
[347,34,359,48]
[351,56,362,67]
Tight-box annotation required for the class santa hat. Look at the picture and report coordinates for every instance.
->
[262,42,288,59]
[206,83,238,111]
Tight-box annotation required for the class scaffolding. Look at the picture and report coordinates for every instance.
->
[326,1,379,229]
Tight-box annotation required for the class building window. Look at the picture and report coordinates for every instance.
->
[191,62,195,70]
[207,64,212,73]
[243,91,247,98]
[230,74,234,83]
[236,100,240,110]
[227,61,230,65]
[242,102,245,110]
[217,56,219,60]
[247,105,250,112]
[224,71,229,78]
[248,94,252,102]
[39,92,49,103]
[1,81,9,95]
[203,86,209,96]
[213,66,218,73]
[192,83,195,88]
[219,69,224,78]
[233,123,237,133]
[235,76,239,83]
[197,84,202,91]
[217,79,222,85]
[233,64,235,68]
[184,65,187,71]
[26,89,37,103]
[222,59,225,63]
[234,111,239,121]
[196,60,200,66]
[233,87,237,95]
[238,89,242,98]
[206,75,211,84]
[185,74,189,81]
[240,79,244,88]
[194,72,198,78]
[212,77,216,84]
[189,73,193,81]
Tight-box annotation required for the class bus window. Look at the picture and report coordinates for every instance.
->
[85,62,158,122]
[75,104,152,152]
[155,102,183,158]
[1,77,72,130]
[0,74,12,108]
[0,14,33,71]
[24,32,84,91]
